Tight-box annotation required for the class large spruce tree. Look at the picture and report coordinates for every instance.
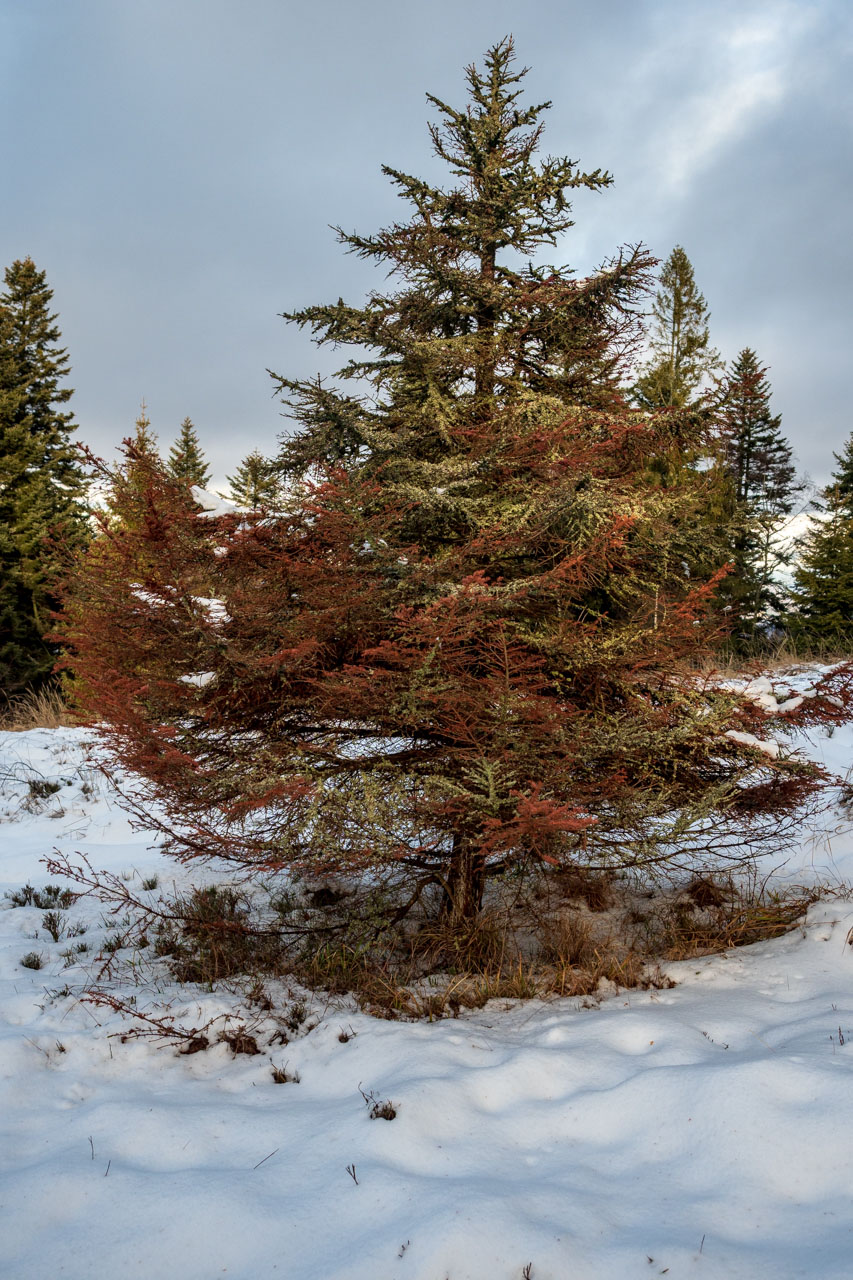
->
[713,348,801,629]
[0,258,87,693]
[63,42,848,927]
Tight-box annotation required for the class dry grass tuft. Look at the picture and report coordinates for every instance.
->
[0,685,74,731]
[551,868,613,911]
[155,885,286,984]
[655,879,818,959]
[536,911,658,998]
[692,636,853,680]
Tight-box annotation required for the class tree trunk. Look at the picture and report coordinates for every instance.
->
[474,247,497,407]
[442,833,486,925]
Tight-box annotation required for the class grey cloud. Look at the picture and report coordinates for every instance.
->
[1,0,849,488]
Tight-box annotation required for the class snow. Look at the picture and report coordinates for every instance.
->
[191,595,231,626]
[2,710,853,1279]
[191,485,241,518]
[179,671,216,688]
[724,729,781,758]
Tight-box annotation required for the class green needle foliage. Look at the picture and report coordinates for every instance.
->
[793,433,853,643]
[0,258,88,693]
[102,405,163,528]
[227,450,280,508]
[713,348,801,630]
[633,246,719,411]
[168,417,211,488]
[276,39,651,497]
[129,404,159,459]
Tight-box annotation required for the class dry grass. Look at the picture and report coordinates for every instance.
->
[143,866,820,1019]
[271,897,669,1017]
[647,877,819,960]
[0,685,74,731]
[155,885,287,984]
[150,879,664,1019]
[693,636,853,681]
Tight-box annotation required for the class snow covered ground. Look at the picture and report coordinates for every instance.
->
[2,708,853,1280]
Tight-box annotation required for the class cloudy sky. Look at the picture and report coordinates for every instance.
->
[1,0,850,491]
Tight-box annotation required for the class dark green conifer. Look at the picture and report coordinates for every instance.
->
[713,349,801,628]
[793,434,853,642]
[167,417,211,488]
[0,259,87,693]
[275,41,654,560]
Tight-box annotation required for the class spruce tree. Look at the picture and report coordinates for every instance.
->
[227,450,279,508]
[0,258,87,693]
[63,41,847,928]
[130,403,159,458]
[633,246,719,410]
[168,417,211,488]
[713,349,801,628]
[793,434,853,642]
[101,405,165,532]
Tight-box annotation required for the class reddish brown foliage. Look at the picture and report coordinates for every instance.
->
[58,435,853,923]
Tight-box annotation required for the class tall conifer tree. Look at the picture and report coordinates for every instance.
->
[129,403,158,458]
[227,450,279,508]
[713,349,801,627]
[102,405,164,531]
[0,259,87,692]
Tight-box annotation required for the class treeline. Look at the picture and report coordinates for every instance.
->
[0,262,280,694]
[122,405,280,507]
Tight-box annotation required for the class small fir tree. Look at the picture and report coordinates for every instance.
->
[0,258,87,692]
[167,417,211,488]
[63,42,850,929]
[129,403,159,459]
[712,349,801,628]
[634,246,719,411]
[101,405,166,533]
[793,434,853,642]
[227,450,279,508]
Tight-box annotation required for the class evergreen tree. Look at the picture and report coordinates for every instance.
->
[129,402,159,458]
[168,417,211,488]
[831,434,853,504]
[102,405,165,531]
[634,246,719,410]
[793,434,853,641]
[0,258,87,693]
[713,349,801,627]
[63,41,846,929]
[227,450,279,508]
